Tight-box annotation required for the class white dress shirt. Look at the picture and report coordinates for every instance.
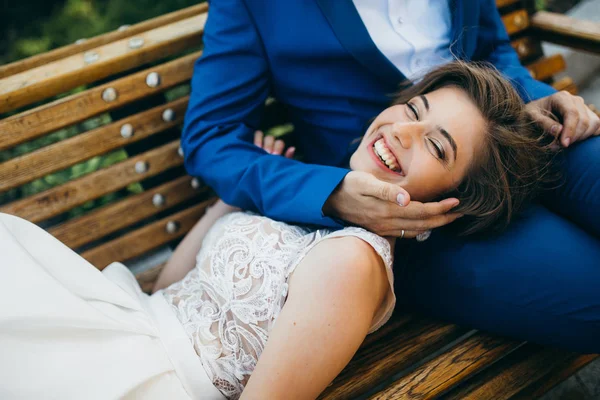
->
[352,0,454,79]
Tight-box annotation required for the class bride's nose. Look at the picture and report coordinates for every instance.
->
[391,122,430,150]
[391,122,414,150]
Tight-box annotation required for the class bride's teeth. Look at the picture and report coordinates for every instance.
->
[373,140,400,172]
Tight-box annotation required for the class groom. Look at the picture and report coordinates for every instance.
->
[181,0,600,352]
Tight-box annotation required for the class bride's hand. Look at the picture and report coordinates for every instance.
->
[254,130,296,158]
[322,171,462,239]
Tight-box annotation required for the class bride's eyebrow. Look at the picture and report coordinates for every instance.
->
[439,126,458,161]
[419,95,429,111]
[419,94,458,161]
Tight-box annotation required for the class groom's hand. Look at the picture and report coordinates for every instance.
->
[323,171,462,239]
[525,91,600,147]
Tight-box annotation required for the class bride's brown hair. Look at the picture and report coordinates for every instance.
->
[393,61,556,236]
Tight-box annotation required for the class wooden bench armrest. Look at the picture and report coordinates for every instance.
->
[531,11,600,54]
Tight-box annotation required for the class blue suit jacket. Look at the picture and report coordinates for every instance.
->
[181,0,556,228]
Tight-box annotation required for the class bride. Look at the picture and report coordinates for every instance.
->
[0,62,554,400]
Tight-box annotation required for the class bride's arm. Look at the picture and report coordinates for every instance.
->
[241,236,389,400]
[152,131,296,293]
[152,200,238,292]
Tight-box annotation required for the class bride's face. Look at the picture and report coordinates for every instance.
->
[349,86,487,202]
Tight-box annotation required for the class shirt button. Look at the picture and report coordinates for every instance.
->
[415,59,422,67]
[397,16,404,24]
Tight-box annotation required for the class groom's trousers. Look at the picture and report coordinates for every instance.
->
[397,136,600,353]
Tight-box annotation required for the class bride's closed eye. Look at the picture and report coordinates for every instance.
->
[406,102,447,163]
[428,137,446,161]
[407,102,419,120]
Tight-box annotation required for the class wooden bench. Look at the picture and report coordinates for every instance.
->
[1,1,598,398]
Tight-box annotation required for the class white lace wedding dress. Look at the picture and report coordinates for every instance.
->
[162,211,396,399]
[0,211,395,400]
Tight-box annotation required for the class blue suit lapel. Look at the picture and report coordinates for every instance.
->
[314,0,406,85]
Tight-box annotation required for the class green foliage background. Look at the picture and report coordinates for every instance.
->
[0,0,203,218]
[1,0,203,64]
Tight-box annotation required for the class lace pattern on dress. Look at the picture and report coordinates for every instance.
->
[162,212,394,399]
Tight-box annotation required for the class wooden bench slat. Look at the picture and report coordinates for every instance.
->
[526,53,566,81]
[81,198,217,269]
[0,140,182,223]
[531,11,600,54]
[502,10,530,36]
[368,334,521,400]
[49,176,209,249]
[552,76,578,94]
[136,262,166,294]
[441,344,579,400]
[512,354,598,399]
[0,3,207,79]
[511,37,542,60]
[496,0,521,8]
[0,14,206,114]
[0,97,189,193]
[319,318,469,400]
[0,52,198,152]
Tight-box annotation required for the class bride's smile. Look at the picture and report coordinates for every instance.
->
[350,86,485,202]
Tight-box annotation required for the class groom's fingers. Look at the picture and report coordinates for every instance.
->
[254,130,264,147]
[392,211,462,232]
[284,147,296,159]
[272,139,285,155]
[360,172,411,206]
[397,198,461,220]
[263,135,275,154]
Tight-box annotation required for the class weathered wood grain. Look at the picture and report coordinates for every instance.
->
[368,334,521,400]
[82,198,217,269]
[0,14,206,114]
[0,3,207,79]
[531,11,600,54]
[502,10,530,36]
[0,141,182,223]
[511,37,542,60]
[513,354,598,399]
[319,318,468,400]
[0,96,188,193]
[552,76,578,94]
[49,175,210,249]
[526,54,566,81]
[441,344,579,400]
[0,52,198,151]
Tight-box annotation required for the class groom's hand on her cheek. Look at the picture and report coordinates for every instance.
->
[323,171,462,239]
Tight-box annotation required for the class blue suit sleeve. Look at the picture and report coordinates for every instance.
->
[473,0,556,102]
[181,0,348,228]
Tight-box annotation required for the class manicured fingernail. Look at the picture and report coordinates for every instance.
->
[445,199,459,208]
[397,193,406,206]
[564,137,571,147]
[551,125,562,135]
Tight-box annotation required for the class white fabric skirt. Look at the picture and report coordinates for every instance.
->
[0,213,226,400]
